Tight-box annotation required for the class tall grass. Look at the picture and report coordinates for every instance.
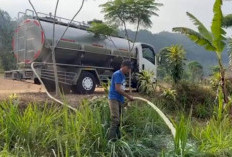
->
[0,97,175,156]
[192,89,232,156]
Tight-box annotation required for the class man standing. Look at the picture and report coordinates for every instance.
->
[108,60,134,141]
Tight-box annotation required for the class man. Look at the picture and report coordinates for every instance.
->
[108,60,134,141]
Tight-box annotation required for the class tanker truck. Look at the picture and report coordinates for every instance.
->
[5,10,157,94]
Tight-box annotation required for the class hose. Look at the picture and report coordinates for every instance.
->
[31,62,77,112]
[133,97,176,138]
[32,62,175,137]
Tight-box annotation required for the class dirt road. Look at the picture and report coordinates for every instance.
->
[0,75,105,106]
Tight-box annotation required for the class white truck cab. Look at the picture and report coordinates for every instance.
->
[136,43,157,81]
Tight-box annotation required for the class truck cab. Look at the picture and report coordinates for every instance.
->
[136,43,157,81]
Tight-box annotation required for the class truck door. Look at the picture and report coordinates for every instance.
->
[140,44,157,79]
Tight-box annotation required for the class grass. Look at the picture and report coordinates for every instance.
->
[0,96,175,156]
[192,89,232,156]
[1,84,232,156]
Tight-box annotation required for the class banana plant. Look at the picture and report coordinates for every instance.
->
[173,0,228,103]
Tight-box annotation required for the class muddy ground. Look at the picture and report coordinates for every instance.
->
[0,74,108,106]
[0,74,142,107]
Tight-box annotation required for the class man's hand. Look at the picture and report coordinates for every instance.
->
[115,84,134,101]
[127,95,134,101]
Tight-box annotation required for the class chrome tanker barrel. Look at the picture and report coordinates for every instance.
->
[12,18,137,70]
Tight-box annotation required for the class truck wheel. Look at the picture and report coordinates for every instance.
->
[73,71,96,94]
[34,78,41,85]
[16,72,22,81]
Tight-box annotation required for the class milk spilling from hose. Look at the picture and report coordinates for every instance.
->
[133,97,176,138]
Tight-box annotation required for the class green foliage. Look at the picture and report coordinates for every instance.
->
[137,70,155,95]
[211,0,226,53]
[101,80,111,95]
[0,9,16,70]
[161,88,177,101]
[174,81,215,118]
[0,51,16,70]
[223,14,232,28]
[173,115,191,156]
[158,48,170,79]
[195,104,212,119]
[193,116,232,156]
[88,21,118,37]
[172,27,216,52]
[187,61,203,82]
[209,65,232,96]
[100,0,162,28]
[173,0,228,104]
[163,45,186,84]
[100,0,162,55]
[210,65,221,74]
[0,96,179,156]
[192,88,232,156]
[173,0,226,54]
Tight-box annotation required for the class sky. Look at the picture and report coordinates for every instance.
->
[0,0,232,36]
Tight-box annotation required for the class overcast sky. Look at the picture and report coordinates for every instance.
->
[0,0,232,36]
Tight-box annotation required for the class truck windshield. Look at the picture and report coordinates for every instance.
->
[142,45,155,65]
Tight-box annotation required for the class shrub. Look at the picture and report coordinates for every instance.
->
[174,81,215,118]
[137,70,155,95]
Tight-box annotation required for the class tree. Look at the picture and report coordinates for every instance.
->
[173,0,229,103]
[158,48,172,79]
[188,61,203,82]
[87,21,118,37]
[161,45,186,84]
[0,9,16,71]
[223,14,232,28]
[100,0,163,92]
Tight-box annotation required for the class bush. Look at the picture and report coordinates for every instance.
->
[174,81,215,118]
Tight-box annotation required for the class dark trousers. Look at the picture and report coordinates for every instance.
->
[108,100,122,140]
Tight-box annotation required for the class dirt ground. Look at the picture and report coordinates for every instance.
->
[0,75,107,106]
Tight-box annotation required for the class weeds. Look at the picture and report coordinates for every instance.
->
[0,97,175,156]
[192,88,232,156]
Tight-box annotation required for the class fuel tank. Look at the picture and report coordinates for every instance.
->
[13,18,137,68]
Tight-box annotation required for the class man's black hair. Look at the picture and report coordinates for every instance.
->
[121,60,132,69]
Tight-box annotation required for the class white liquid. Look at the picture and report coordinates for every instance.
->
[133,97,176,138]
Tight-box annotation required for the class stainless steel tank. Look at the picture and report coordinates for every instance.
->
[13,18,137,67]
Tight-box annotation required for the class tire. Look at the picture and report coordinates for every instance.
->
[16,72,22,81]
[34,78,41,85]
[73,71,96,94]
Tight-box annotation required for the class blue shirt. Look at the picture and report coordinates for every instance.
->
[108,70,126,103]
